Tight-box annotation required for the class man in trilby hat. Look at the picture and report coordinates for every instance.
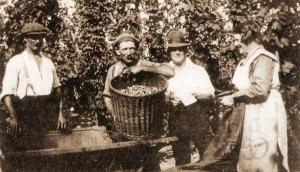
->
[165,30,215,166]
[0,22,66,141]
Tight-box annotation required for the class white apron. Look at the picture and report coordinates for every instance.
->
[232,47,289,172]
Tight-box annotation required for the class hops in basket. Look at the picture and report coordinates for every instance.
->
[120,85,160,96]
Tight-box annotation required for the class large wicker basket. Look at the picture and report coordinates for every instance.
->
[110,72,168,140]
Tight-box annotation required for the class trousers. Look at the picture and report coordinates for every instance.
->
[169,101,213,166]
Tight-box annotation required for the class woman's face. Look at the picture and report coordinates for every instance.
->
[234,34,248,54]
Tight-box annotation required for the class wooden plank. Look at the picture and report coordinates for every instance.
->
[6,136,178,157]
[42,126,112,148]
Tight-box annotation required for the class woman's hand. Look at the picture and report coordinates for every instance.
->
[220,95,234,106]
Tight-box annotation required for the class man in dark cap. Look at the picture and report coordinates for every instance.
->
[0,23,66,147]
[103,31,174,116]
[165,31,215,166]
[102,31,174,171]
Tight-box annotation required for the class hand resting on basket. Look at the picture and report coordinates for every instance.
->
[122,65,145,75]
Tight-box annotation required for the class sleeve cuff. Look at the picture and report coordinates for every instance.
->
[53,83,62,88]
[103,94,111,98]
[0,93,14,102]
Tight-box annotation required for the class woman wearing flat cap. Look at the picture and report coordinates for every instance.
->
[0,22,66,148]
[165,31,215,166]
[103,31,174,117]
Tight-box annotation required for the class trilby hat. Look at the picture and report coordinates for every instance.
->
[167,31,190,47]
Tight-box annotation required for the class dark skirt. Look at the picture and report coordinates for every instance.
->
[189,102,246,167]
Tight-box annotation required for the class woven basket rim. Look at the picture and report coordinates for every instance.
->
[109,73,168,98]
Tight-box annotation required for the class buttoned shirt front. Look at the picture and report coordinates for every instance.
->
[168,58,215,106]
[0,49,61,100]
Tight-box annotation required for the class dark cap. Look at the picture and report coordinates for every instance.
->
[167,31,190,47]
[21,23,48,35]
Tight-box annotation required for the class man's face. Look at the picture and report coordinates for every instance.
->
[169,47,187,66]
[118,41,138,66]
[24,34,44,53]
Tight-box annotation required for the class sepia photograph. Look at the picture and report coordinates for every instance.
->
[0,0,299,171]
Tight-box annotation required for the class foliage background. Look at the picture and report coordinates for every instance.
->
[0,0,299,169]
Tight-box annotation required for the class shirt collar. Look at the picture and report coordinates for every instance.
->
[22,49,43,60]
[169,58,192,71]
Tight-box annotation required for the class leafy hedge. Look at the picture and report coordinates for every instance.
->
[0,0,299,166]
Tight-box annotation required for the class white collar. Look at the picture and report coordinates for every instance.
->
[242,46,278,66]
[22,49,43,60]
[170,58,194,70]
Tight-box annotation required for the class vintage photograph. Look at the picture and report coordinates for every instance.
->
[0,0,299,171]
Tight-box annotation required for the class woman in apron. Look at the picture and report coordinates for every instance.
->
[181,22,289,172]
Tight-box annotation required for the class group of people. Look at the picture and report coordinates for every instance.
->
[0,22,289,172]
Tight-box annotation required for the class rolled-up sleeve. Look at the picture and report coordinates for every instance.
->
[234,55,274,98]
[0,58,20,100]
[139,59,161,67]
[103,65,114,97]
[194,67,215,96]
[52,65,61,88]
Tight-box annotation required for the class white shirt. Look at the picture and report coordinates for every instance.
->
[168,58,215,106]
[0,49,61,100]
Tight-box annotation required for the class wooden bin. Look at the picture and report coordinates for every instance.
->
[42,126,112,149]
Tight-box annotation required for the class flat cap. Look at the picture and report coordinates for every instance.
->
[113,32,140,54]
[115,32,139,45]
[21,22,48,35]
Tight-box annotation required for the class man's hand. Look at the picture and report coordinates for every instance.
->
[4,95,21,135]
[0,149,5,162]
[57,112,67,130]
[123,66,144,74]
[130,66,144,74]
[192,93,213,101]
[7,117,21,135]
[166,91,181,106]
[170,96,181,106]
[220,95,234,106]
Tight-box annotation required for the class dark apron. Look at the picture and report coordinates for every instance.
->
[13,95,59,133]
[5,94,59,151]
